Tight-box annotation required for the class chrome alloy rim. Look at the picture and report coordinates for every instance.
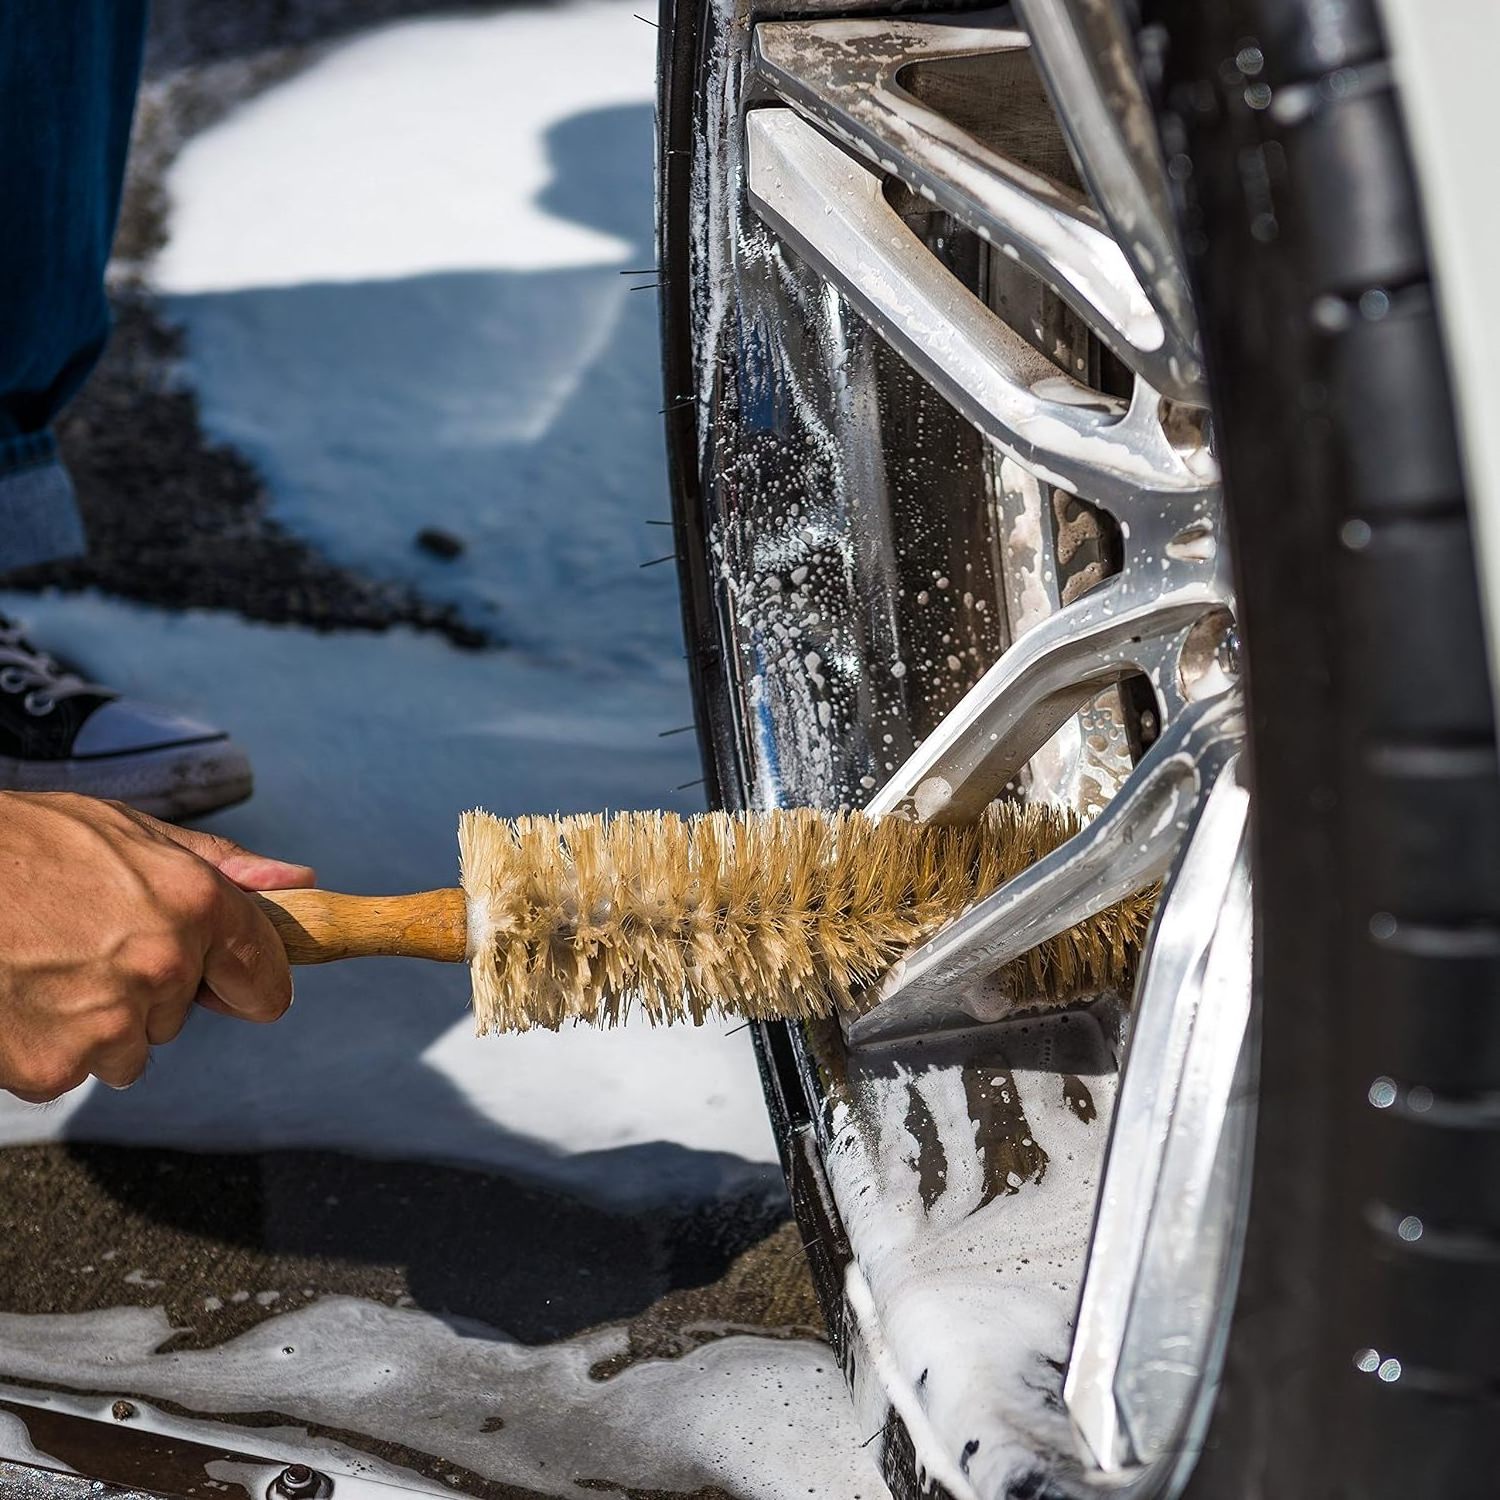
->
[734,2,1253,1484]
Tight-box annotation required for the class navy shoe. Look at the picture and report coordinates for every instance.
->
[0,614,253,820]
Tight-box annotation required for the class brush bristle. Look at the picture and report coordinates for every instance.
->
[457,806,1155,1033]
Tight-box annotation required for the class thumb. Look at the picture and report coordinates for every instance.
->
[134,812,316,892]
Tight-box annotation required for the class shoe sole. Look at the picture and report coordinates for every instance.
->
[0,739,255,822]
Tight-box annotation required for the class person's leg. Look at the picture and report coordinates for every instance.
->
[0,0,147,569]
[0,2,253,820]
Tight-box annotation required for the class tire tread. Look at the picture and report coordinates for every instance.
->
[1151,1,1500,1491]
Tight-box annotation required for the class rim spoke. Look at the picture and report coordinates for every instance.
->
[995,456,1138,814]
[848,690,1243,1047]
[862,423,1230,829]
[859,579,1225,827]
[752,14,1204,402]
[746,108,1214,506]
[1064,754,1254,1470]
[1013,0,1204,406]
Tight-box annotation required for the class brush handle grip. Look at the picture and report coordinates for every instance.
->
[253,888,468,965]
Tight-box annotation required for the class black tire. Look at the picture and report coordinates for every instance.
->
[655,0,856,1348]
[1144,2,1500,1494]
[659,0,1500,1493]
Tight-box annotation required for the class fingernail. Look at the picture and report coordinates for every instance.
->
[226,855,315,889]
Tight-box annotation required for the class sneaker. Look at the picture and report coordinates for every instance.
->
[0,614,253,820]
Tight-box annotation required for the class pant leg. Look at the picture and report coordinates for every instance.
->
[0,0,148,572]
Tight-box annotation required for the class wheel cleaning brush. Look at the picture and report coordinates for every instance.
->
[254,806,1155,1033]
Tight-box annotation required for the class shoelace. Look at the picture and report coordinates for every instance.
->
[0,616,107,714]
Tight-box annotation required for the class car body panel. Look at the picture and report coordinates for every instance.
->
[1376,0,1500,704]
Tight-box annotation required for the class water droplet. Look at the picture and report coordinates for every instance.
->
[1311,295,1351,332]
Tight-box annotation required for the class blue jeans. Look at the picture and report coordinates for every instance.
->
[0,1,147,573]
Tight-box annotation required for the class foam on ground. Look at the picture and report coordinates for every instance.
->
[0,1299,885,1499]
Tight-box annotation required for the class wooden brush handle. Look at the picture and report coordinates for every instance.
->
[254,887,468,965]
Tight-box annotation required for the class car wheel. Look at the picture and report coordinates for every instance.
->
[657,0,1499,1494]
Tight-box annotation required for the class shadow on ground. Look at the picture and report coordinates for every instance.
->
[0,1142,798,1349]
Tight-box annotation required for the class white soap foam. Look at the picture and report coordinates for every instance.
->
[0,1300,887,1500]
[826,1025,1116,1497]
[154,4,657,292]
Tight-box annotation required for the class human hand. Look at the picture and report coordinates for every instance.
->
[0,791,314,1102]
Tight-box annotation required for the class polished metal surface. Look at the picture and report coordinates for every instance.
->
[752,14,1202,401]
[688,9,1008,818]
[745,109,1214,509]
[994,457,1136,817]
[849,690,1243,1046]
[858,439,1229,827]
[1013,0,1204,402]
[1064,758,1254,1473]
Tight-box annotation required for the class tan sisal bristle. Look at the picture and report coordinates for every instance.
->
[457,806,1156,1034]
